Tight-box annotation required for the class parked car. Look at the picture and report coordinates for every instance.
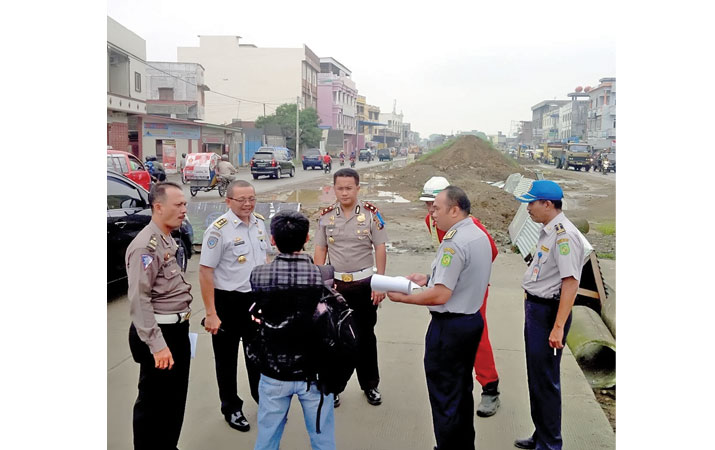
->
[377,148,392,161]
[107,170,193,286]
[107,149,152,190]
[302,148,325,170]
[250,147,296,179]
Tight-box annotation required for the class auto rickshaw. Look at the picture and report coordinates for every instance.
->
[183,152,229,197]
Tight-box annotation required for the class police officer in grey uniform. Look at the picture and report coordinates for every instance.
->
[199,180,269,432]
[388,186,493,450]
[314,168,388,407]
[126,182,193,450]
[513,180,586,450]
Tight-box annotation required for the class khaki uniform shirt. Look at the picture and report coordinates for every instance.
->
[125,221,193,353]
[200,209,268,292]
[315,201,388,273]
[521,212,586,299]
[217,161,237,176]
[428,217,492,314]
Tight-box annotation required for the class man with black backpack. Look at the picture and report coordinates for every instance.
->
[247,210,355,450]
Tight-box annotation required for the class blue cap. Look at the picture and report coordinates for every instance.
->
[515,180,563,203]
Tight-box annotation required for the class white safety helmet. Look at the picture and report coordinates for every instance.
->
[419,176,450,201]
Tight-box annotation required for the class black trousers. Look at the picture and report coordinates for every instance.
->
[212,289,261,415]
[425,312,483,450]
[524,298,573,450]
[129,321,190,450]
[335,276,380,391]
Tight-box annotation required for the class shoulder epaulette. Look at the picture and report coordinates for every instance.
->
[363,201,378,213]
[320,204,336,216]
[444,229,457,240]
[213,217,228,229]
[253,212,265,221]
[147,234,158,252]
[555,223,566,235]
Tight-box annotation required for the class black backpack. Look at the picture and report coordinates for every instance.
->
[312,283,359,396]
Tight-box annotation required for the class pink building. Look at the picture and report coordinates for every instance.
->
[317,57,358,154]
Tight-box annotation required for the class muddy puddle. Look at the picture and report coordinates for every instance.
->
[262,182,411,209]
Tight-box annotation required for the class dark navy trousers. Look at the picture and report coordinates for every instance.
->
[524,298,573,450]
[425,311,483,450]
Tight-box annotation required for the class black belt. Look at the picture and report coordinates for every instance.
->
[430,311,475,318]
[524,291,559,305]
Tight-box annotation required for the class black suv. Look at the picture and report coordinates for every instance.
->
[250,147,296,179]
[377,148,392,161]
[302,148,324,170]
[107,170,193,286]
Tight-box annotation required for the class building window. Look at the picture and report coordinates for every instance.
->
[135,72,141,92]
[159,88,174,101]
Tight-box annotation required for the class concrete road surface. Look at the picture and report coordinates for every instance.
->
[108,249,614,450]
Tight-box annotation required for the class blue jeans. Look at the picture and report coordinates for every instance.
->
[254,375,336,450]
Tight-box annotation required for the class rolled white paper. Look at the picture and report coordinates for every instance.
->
[370,274,414,294]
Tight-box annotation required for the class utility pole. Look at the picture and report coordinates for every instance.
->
[296,96,301,161]
[263,103,266,145]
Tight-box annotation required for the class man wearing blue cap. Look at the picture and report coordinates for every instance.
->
[513,180,586,450]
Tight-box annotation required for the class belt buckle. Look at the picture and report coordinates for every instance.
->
[182,311,191,322]
[341,273,353,282]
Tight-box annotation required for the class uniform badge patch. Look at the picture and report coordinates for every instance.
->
[444,229,457,240]
[556,238,569,244]
[441,254,452,267]
[207,236,218,249]
[141,254,153,269]
[357,214,366,223]
[559,242,570,255]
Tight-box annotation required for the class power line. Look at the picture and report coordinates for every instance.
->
[143,61,294,106]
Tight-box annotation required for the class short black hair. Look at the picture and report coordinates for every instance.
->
[227,180,255,198]
[333,168,359,185]
[149,182,182,211]
[549,199,563,210]
[443,185,471,215]
[270,210,310,254]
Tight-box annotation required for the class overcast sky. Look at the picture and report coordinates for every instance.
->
[107,0,616,137]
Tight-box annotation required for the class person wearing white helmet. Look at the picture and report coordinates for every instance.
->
[420,176,502,417]
[218,154,238,183]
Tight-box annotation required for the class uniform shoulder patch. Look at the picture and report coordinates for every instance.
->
[253,212,265,221]
[441,253,453,267]
[555,223,566,235]
[363,201,378,213]
[559,241,571,255]
[320,204,336,216]
[147,235,158,252]
[444,229,457,240]
[213,217,228,229]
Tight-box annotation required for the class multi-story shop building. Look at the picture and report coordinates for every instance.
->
[558,91,589,141]
[530,100,569,147]
[317,57,358,154]
[376,111,403,149]
[145,62,210,121]
[586,77,616,150]
[107,16,148,156]
[177,36,319,125]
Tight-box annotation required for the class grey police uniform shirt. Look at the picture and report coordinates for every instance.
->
[200,209,268,292]
[125,220,193,353]
[315,202,388,273]
[428,217,493,314]
[521,212,586,299]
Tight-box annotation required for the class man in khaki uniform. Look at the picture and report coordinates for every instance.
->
[199,180,269,432]
[126,182,193,450]
[218,154,238,182]
[314,168,388,408]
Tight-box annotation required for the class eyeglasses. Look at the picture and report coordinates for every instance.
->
[228,197,257,204]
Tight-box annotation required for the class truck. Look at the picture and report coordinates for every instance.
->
[540,143,564,165]
[551,142,593,171]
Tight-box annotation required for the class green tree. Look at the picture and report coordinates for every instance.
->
[256,103,322,152]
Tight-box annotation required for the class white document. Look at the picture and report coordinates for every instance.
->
[189,332,198,359]
[370,274,415,294]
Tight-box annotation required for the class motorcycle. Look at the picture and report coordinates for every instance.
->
[339,155,345,166]
[350,157,356,168]
[602,159,610,175]
[324,161,332,174]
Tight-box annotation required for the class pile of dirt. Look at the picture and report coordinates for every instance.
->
[378,135,527,248]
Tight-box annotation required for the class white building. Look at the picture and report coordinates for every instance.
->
[146,62,210,121]
[107,16,148,155]
[177,36,319,125]
[558,93,589,141]
[586,77,616,150]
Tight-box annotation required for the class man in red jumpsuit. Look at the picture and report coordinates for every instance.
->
[419,176,501,417]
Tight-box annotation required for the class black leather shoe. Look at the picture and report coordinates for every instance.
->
[225,410,250,432]
[364,388,382,405]
[334,394,341,408]
[514,436,536,449]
